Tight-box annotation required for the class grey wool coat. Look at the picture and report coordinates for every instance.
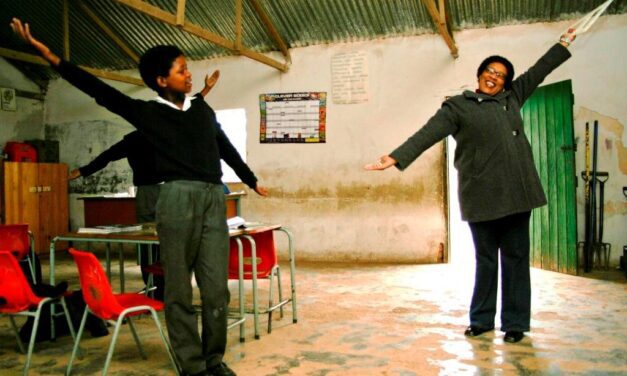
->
[390,43,571,222]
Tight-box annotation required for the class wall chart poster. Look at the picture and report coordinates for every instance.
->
[259,92,326,143]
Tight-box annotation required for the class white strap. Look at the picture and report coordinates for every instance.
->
[566,0,614,34]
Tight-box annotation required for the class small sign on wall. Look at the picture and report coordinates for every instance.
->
[1,88,17,111]
[260,92,326,143]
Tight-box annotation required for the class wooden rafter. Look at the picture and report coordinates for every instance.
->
[0,47,144,86]
[63,0,70,60]
[249,0,291,63]
[421,0,458,58]
[115,0,290,72]
[77,0,140,63]
[235,0,243,51]
[175,0,186,26]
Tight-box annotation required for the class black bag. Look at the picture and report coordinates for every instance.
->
[19,290,108,343]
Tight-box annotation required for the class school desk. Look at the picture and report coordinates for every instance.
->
[78,191,245,226]
[47,227,247,342]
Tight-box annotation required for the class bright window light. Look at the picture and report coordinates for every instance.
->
[216,108,247,183]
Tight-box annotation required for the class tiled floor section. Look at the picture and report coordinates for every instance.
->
[1,252,625,375]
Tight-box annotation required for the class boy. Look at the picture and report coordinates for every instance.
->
[69,71,221,302]
[11,18,267,376]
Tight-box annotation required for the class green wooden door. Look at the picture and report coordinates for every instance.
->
[522,79,577,274]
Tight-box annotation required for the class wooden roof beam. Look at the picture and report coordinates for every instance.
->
[115,0,290,72]
[235,0,242,51]
[176,0,186,26]
[249,0,291,64]
[0,47,144,86]
[63,0,70,61]
[421,0,458,58]
[76,0,140,63]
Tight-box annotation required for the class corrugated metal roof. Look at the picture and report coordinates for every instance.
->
[0,0,624,86]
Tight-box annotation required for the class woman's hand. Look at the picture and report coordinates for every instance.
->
[10,18,60,66]
[364,155,397,171]
[559,30,577,48]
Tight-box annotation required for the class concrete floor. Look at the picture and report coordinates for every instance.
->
[1,252,626,376]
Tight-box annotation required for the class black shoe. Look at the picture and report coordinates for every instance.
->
[207,362,236,376]
[504,331,524,343]
[464,325,494,337]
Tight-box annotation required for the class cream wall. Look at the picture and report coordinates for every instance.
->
[0,58,44,147]
[44,15,626,265]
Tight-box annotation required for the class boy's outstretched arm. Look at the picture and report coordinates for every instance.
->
[199,70,220,97]
[254,186,269,196]
[10,18,60,66]
[12,17,141,127]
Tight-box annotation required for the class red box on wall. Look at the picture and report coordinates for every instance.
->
[4,142,38,162]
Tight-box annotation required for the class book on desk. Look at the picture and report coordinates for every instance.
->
[77,223,144,234]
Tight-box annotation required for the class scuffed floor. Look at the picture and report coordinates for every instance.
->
[1,254,625,375]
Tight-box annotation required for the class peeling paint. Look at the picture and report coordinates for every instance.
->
[46,120,134,194]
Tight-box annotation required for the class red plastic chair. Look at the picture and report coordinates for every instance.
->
[0,224,36,282]
[66,248,179,375]
[0,250,76,376]
[228,228,297,339]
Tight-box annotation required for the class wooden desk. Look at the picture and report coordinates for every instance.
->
[78,191,245,226]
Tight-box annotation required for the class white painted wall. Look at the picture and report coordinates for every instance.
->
[44,15,626,265]
[0,58,44,148]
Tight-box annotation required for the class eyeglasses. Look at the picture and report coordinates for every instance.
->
[485,66,507,80]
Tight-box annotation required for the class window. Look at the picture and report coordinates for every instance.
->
[216,108,247,183]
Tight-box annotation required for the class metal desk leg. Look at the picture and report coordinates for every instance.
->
[234,237,246,342]
[106,243,112,281]
[277,227,297,324]
[242,234,260,339]
[119,243,125,293]
[146,244,154,297]
[49,237,57,340]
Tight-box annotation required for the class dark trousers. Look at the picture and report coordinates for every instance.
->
[136,184,164,300]
[156,181,229,374]
[468,211,531,332]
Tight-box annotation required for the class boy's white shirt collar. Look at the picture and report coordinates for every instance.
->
[154,95,196,111]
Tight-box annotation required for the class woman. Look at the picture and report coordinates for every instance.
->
[365,33,575,343]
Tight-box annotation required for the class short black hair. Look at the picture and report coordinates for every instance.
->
[138,45,184,92]
[476,55,515,90]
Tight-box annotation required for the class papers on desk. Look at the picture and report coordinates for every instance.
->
[227,216,246,229]
[227,217,264,230]
[103,192,132,198]
[77,224,144,234]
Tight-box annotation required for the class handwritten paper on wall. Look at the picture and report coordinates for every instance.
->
[331,51,369,104]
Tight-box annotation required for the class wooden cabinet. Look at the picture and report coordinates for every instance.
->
[1,162,69,254]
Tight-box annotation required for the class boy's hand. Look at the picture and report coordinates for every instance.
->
[68,169,81,180]
[254,185,268,197]
[364,155,397,171]
[205,70,220,91]
[10,18,60,66]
